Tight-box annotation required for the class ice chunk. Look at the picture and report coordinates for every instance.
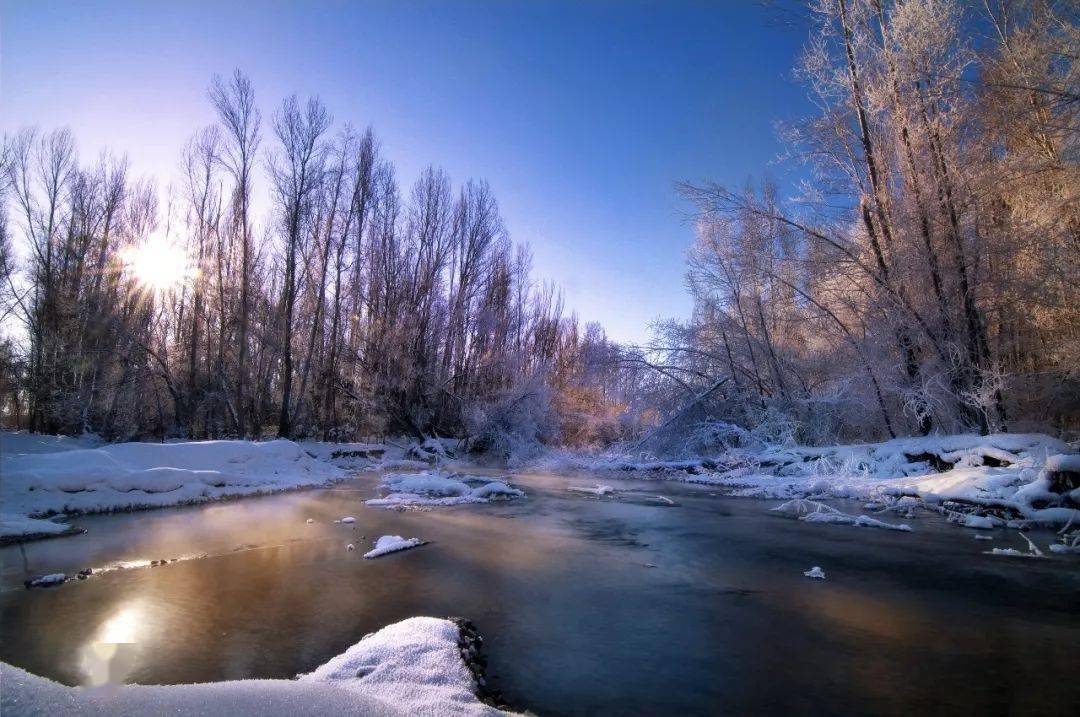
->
[803,566,826,579]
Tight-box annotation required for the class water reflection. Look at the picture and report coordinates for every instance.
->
[79,602,143,685]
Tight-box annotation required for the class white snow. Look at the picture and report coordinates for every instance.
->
[363,535,426,559]
[1,433,344,539]
[0,616,508,716]
[556,433,1078,527]
[341,517,357,524]
[803,566,826,579]
[366,472,524,509]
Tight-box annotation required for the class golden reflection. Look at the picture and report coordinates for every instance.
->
[80,603,144,686]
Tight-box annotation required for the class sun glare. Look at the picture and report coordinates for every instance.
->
[123,235,195,293]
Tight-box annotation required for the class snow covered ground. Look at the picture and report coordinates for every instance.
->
[366,471,525,509]
[1,432,343,540]
[0,617,509,716]
[541,433,1080,527]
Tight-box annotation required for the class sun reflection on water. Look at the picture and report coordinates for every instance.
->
[80,603,144,686]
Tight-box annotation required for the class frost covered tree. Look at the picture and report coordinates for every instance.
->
[671,0,1078,443]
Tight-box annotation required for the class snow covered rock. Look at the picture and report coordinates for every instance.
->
[1043,454,1080,498]
[366,472,525,509]
[959,514,997,530]
[24,573,66,589]
[363,535,426,559]
[1,617,509,716]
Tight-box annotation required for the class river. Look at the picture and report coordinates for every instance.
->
[1,469,1077,715]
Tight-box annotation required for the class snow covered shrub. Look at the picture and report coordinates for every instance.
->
[465,379,556,464]
[683,420,758,455]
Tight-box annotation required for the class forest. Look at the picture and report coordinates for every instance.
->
[0,0,1076,455]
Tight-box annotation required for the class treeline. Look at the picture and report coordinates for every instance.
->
[0,72,630,448]
[660,0,1077,444]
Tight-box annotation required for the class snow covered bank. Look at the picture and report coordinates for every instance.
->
[0,617,510,716]
[1,433,343,540]
[366,472,525,509]
[549,433,1080,527]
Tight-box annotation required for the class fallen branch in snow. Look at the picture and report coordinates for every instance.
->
[567,484,617,496]
[771,499,912,531]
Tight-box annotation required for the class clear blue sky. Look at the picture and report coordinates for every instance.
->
[1,0,809,344]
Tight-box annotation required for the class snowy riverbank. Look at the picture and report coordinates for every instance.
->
[0,616,510,716]
[540,433,1080,528]
[0,432,345,541]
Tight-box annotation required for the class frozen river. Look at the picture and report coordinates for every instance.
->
[1,469,1077,715]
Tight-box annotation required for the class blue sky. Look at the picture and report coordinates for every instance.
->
[1,0,810,343]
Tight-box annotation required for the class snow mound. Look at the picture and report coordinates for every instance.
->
[364,535,426,559]
[1,617,509,716]
[1,433,344,538]
[366,472,524,509]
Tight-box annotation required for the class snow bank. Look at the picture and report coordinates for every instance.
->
[568,433,1078,526]
[1,433,343,538]
[1,617,508,716]
[366,472,524,509]
[0,514,77,540]
[363,535,426,559]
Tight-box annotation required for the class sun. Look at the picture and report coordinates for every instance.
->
[123,234,196,293]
